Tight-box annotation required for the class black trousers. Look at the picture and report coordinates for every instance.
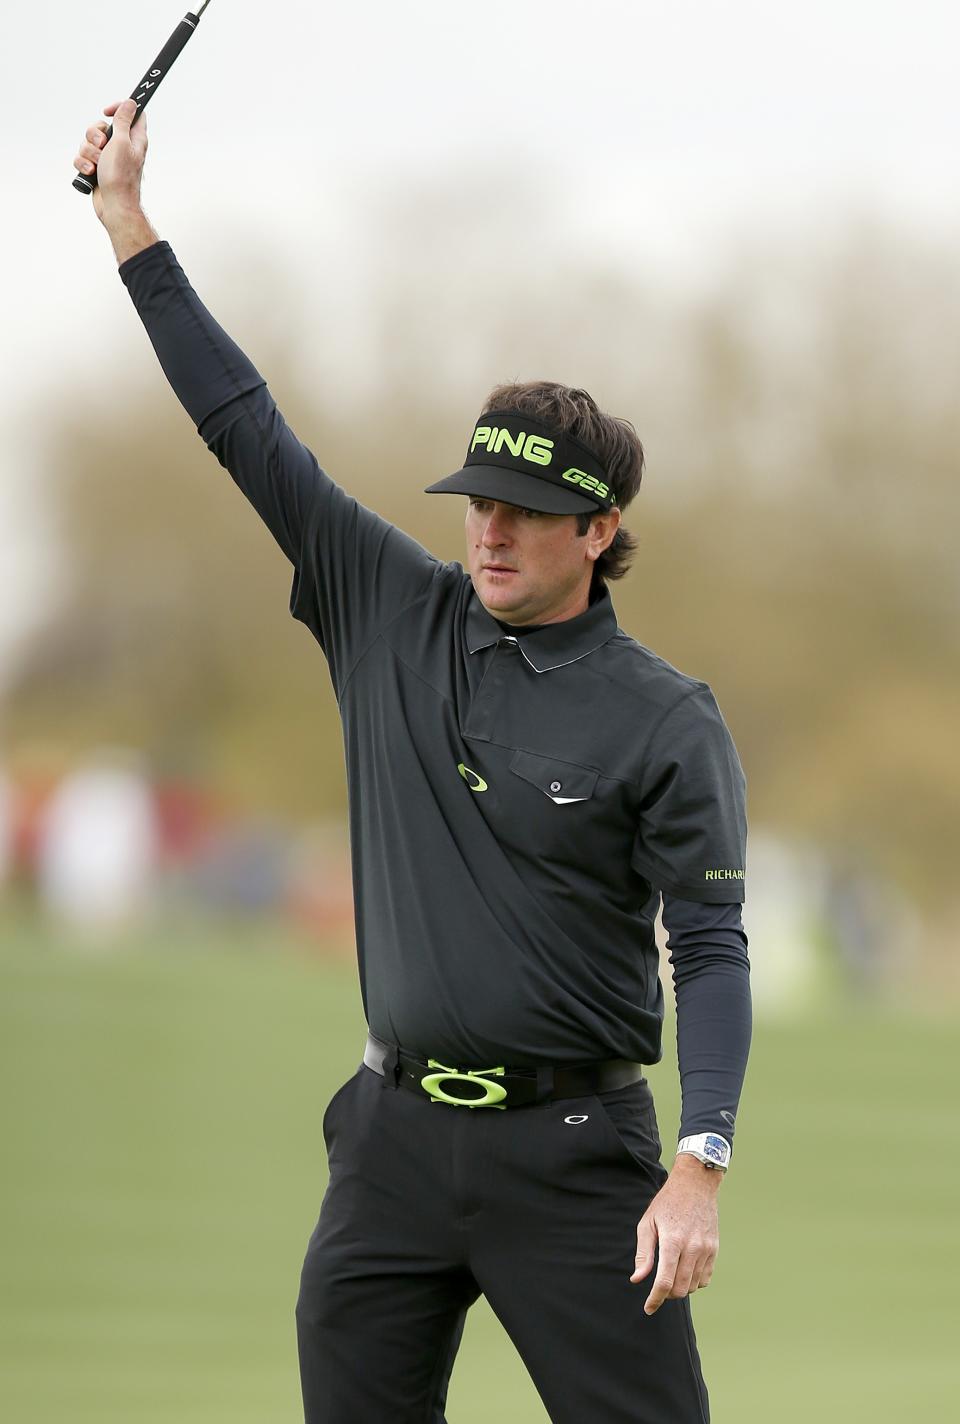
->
[296,1062,710,1423]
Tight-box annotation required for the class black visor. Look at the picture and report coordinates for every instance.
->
[425,410,616,515]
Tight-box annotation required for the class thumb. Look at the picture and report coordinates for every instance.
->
[630,1214,657,1283]
[110,98,139,136]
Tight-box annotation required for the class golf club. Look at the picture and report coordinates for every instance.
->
[73,0,214,195]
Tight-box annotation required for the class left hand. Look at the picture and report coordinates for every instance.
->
[630,1154,722,1314]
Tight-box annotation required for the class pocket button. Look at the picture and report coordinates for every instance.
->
[550,780,562,793]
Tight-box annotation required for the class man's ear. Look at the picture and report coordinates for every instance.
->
[586,507,621,563]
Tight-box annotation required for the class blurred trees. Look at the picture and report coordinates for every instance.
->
[3,191,957,913]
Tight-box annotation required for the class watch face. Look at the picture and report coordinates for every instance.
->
[703,1134,729,1165]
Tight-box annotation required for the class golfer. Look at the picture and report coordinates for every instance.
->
[75,102,752,1424]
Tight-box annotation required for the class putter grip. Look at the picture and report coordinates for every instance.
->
[73,12,201,195]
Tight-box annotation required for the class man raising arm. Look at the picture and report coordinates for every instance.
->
[74,103,752,1424]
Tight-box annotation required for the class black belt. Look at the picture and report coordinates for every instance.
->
[363,1032,645,1109]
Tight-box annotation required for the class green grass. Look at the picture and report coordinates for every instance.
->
[1,913,957,1422]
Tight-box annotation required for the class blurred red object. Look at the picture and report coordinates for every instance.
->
[11,771,58,875]
[152,778,225,866]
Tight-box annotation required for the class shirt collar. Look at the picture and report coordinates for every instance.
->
[466,585,619,673]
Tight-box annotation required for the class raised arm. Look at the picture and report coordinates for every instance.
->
[73,101,441,692]
[75,99,322,562]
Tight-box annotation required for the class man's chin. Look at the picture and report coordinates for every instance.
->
[472,569,515,598]
[472,570,528,617]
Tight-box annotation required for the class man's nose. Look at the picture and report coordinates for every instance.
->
[481,509,512,546]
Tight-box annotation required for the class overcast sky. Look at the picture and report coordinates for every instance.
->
[1,0,958,680]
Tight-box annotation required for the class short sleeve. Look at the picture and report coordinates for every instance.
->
[631,685,747,903]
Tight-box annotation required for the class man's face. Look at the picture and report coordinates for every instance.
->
[465,497,617,626]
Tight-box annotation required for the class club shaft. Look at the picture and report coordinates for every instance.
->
[73,7,210,195]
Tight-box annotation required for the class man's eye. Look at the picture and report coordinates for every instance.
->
[520,508,542,519]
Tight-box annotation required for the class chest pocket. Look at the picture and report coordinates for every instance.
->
[509,750,599,805]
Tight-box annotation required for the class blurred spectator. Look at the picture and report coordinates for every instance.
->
[0,766,12,889]
[37,751,158,934]
[7,746,66,887]
[153,775,222,866]
[739,832,826,1013]
[823,854,916,995]
[183,819,292,915]
[287,821,355,946]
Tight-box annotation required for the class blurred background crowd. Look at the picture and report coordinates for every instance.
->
[0,753,353,942]
[0,748,922,1010]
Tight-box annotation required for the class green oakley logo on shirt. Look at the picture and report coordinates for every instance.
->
[470,425,555,467]
[458,763,488,793]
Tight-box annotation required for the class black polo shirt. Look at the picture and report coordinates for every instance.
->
[120,241,748,1080]
[294,536,746,1064]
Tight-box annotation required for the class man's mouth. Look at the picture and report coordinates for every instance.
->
[482,564,517,574]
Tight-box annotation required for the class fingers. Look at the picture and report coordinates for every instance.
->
[631,1229,717,1312]
[74,100,148,187]
[110,97,139,135]
[643,1244,681,1315]
[644,1248,716,1313]
[670,1249,703,1302]
[689,1246,717,1293]
[73,147,97,177]
[630,1215,656,1285]
[74,111,113,176]
[74,130,107,176]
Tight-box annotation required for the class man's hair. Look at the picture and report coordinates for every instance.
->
[480,380,644,585]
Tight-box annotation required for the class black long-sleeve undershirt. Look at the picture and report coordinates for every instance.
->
[661,894,751,1147]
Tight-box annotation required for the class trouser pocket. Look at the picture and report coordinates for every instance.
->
[592,1079,668,1188]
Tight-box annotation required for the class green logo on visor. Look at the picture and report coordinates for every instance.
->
[470,425,554,467]
[421,1061,508,1108]
[562,468,612,502]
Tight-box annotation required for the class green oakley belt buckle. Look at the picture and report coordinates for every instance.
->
[421,1060,508,1108]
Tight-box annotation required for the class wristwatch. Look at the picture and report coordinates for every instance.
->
[676,1132,731,1171]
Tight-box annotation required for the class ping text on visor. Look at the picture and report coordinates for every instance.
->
[426,410,616,514]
